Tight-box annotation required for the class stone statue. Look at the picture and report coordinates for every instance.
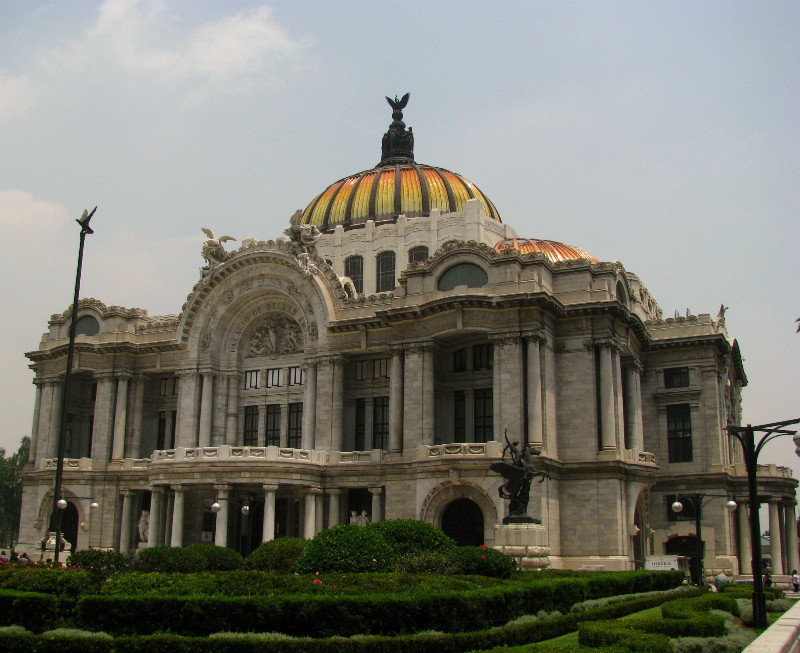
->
[357,510,370,526]
[284,210,321,277]
[201,228,236,271]
[490,432,550,524]
[138,509,150,543]
[714,304,728,330]
[349,510,358,525]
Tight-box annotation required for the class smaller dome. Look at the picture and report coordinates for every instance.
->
[495,238,599,263]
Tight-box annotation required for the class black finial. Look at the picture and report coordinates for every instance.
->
[380,92,414,165]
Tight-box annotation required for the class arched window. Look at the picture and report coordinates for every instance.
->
[344,255,364,294]
[437,263,488,291]
[408,246,429,264]
[75,315,100,336]
[376,251,395,293]
[616,280,628,306]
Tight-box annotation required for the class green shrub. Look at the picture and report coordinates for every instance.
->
[445,546,517,579]
[365,520,456,558]
[579,621,673,653]
[67,549,129,576]
[0,566,98,598]
[246,538,306,571]
[0,589,59,632]
[395,551,459,574]
[184,544,243,571]
[135,545,242,572]
[295,524,397,573]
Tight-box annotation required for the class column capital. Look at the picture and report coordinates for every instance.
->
[302,487,323,495]
[115,372,133,382]
[522,331,548,346]
[120,489,135,497]
[200,368,217,378]
[488,332,522,346]
[170,484,186,494]
[403,339,437,354]
[326,488,343,496]
[94,371,117,381]
[368,487,384,496]
[213,483,232,493]
[262,484,279,493]
[33,377,48,388]
[175,369,199,379]
[769,496,783,505]
[150,485,166,496]
[621,356,644,374]
[315,353,347,366]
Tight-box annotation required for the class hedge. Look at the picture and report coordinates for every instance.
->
[77,571,686,637]
[245,538,306,571]
[364,520,456,558]
[135,544,243,572]
[0,588,695,653]
[295,524,398,573]
[0,590,59,632]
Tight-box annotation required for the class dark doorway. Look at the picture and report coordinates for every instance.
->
[665,535,702,583]
[441,498,484,546]
[52,501,80,555]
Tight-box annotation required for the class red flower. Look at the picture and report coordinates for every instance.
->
[372,558,377,563]
[313,578,322,584]
[480,556,486,560]
[480,545,486,549]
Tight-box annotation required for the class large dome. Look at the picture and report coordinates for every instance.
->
[301,93,500,231]
[495,237,599,263]
[301,163,500,231]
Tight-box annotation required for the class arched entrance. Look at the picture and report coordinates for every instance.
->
[666,535,702,584]
[441,498,484,546]
[49,502,79,555]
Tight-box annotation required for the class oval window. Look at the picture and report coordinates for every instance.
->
[75,315,100,336]
[438,263,488,291]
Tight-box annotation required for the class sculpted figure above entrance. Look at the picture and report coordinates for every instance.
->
[247,315,304,357]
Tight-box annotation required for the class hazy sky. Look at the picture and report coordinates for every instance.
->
[1,2,798,482]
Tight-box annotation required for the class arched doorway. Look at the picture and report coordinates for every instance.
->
[441,498,484,546]
[49,502,79,555]
[666,535,702,584]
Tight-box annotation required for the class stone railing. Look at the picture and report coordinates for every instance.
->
[416,441,504,460]
[40,458,93,471]
[329,450,383,464]
[619,449,657,465]
[731,462,794,479]
[151,445,328,465]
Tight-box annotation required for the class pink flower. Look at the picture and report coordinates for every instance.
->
[313,578,322,584]
[372,558,377,563]
[480,556,486,560]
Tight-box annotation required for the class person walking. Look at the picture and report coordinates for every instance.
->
[792,569,799,593]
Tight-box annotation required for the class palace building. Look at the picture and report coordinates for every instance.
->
[20,97,798,574]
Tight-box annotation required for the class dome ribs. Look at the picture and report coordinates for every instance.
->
[433,168,457,214]
[368,168,383,220]
[343,172,367,227]
[394,164,402,217]
[411,163,430,215]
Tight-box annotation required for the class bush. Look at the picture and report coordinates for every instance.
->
[295,524,397,573]
[135,545,242,572]
[246,538,306,571]
[0,590,59,632]
[0,565,98,598]
[396,551,459,575]
[445,546,517,579]
[67,549,129,576]
[365,520,456,558]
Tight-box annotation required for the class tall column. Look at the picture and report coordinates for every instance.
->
[29,380,44,464]
[613,351,624,452]
[303,488,320,539]
[495,337,524,442]
[47,379,65,458]
[148,486,164,548]
[111,374,131,459]
[737,501,752,574]
[331,357,345,451]
[784,502,799,572]
[198,372,215,448]
[328,489,341,527]
[389,349,404,452]
[280,402,289,447]
[623,362,645,451]
[526,337,543,448]
[36,381,55,463]
[402,346,424,450]
[598,344,616,451]
[315,493,325,534]
[170,485,185,547]
[92,374,116,461]
[119,490,134,554]
[175,371,200,448]
[542,338,558,455]
[769,499,783,574]
[421,344,435,445]
[224,373,240,445]
[131,375,146,457]
[262,485,278,542]
[365,397,375,450]
[492,340,503,442]
[214,485,230,547]
[302,362,317,449]
[369,487,384,522]
[164,492,174,546]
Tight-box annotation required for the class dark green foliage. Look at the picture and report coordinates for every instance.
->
[245,537,306,571]
[295,524,397,573]
[445,546,517,579]
[67,549,129,576]
[0,590,58,632]
[135,544,242,572]
[0,437,28,549]
[365,520,456,558]
[579,621,674,653]
[395,551,458,574]
[0,565,98,598]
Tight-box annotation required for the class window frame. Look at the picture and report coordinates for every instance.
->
[408,245,429,264]
[474,388,493,443]
[287,402,303,448]
[375,250,396,293]
[265,404,281,446]
[664,367,690,389]
[373,396,389,450]
[667,403,693,463]
[243,405,259,447]
[244,370,260,390]
[345,255,364,294]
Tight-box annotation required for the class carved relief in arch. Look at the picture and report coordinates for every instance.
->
[247,315,304,358]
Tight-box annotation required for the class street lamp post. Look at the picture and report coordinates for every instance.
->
[728,418,800,629]
[49,208,96,564]
[671,494,737,586]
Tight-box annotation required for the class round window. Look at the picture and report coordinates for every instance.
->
[75,315,100,336]
[437,263,488,291]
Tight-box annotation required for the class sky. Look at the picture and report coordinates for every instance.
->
[1,1,798,483]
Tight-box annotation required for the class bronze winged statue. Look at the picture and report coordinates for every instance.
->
[386,93,410,111]
[490,432,550,523]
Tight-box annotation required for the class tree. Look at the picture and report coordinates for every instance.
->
[0,437,29,548]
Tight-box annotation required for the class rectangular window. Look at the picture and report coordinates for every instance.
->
[265,405,281,446]
[354,398,366,451]
[244,370,260,389]
[667,403,693,463]
[453,348,467,373]
[243,405,259,446]
[665,367,690,388]
[157,413,167,450]
[169,411,176,449]
[266,368,282,388]
[374,358,389,378]
[373,396,389,450]
[160,377,169,396]
[287,403,303,448]
[474,388,493,442]
[376,251,396,293]
[355,360,372,381]
[345,256,364,294]
[473,343,494,371]
[288,366,304,386]
[454,390,465,441]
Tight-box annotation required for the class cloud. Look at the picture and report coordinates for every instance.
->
[0,189,70,241]
[77,0,308,82]
[0,72,42,121]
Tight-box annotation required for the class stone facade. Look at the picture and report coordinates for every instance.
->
[19,136,798,575]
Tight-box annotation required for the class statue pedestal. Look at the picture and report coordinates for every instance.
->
[493,522,551,570]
